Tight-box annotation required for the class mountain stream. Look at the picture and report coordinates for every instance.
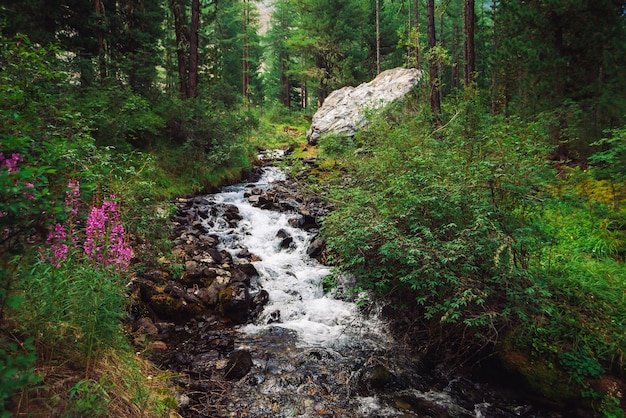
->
[166,165,566,418]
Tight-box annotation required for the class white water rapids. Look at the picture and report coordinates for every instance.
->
[201,167,386,348]
[187,165,559,418]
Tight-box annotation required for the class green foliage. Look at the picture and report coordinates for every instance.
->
[66,379,110,418]
[0,32,100,282]
[319,94,626,402]
[21,252,127,363]
[559,350,604,383]
[590,126,626,210]
[72,86,165,148]
[0,335,41,416]
[321,103,552,334]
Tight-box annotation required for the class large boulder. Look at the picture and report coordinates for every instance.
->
[306,67,422,145]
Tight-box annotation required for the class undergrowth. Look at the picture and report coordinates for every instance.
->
[317,95,625,415]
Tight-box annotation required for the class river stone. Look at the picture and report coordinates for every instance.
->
[219,282,251,324]
[238,262,260,279]
[276,228,294,249]
[307,237,325,259]
[224,349,253,380]
[184,260,203,278]
[204,275,231,306]
[136,317,159,337]
[306,67,422,145]
[359,364,392,391]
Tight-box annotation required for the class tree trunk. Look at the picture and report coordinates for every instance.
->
[242,0,250,104]
[171,0,189,99]
[463,0,475,88]
[490,0,498,114]
[95,0,106,82]
[427,0,441,122]
[413,0,420,68]
[376,0,380,75]
[189,0,200,98]
[280,5,290,108]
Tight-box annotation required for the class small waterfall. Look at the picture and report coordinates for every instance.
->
[202,167,387,348]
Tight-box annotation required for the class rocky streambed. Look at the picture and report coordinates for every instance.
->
[128,160,577,418]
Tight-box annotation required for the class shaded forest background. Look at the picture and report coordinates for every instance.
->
[1,0,625,416]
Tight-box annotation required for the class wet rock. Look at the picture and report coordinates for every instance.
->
[224,204,242,224]
[224,350,253,380]
[231,267,252,286]
[238,262,260,278]
[278,199,300,212]
[276,228,294,249]
[148,293,185,320]
[184,260,204,279]
[219,283,251,324]
[288,216,304,228]
[191,196,210,206]
[198,234,219,247]
[267,310,281,324]
[206,247,222,264]
[307,237,325,259]
[204,275,231,306]
[136,317,159,337]
[252,289,269,307]
[359,363,392,391]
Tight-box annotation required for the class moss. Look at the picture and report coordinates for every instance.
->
[498,349,580,403]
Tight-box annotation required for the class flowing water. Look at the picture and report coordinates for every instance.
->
[193,166,562,418]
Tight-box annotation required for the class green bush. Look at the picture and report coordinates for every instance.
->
[319,97,626,408]
[321,109,552,336]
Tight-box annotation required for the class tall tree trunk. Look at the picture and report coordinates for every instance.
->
[189,0,200,98]
[490,0,498,114]
[413,0,420,68]
[95,0,106,82]
[280,5,290,108]
[242,0,250,104]
[376,0,380,75]
[171,0,189,99]
[452,20,460,91]
[427,0,441,122]
[463,0,475,88]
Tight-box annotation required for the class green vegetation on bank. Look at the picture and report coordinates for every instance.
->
[0,32,255,416]
[313,92,625,415]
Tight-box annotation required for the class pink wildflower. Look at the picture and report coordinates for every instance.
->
[84,195,131,271]
[45,223,69,267]
[3,153,21,173]
[65,179,81,219]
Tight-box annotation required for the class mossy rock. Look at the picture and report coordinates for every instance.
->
[499,350,580,403]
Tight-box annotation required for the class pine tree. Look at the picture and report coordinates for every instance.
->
[291,0,370,106]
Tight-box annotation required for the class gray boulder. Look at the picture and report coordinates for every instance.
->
[306,67,422,145]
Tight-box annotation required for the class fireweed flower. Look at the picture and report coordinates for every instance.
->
[45,223,69,267]
[3,153,21,174]
[84,195,131,271]
[64,180,81,245]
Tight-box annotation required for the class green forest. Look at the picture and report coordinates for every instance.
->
[1,0,625,416]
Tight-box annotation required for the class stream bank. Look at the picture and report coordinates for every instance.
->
[128,156,594,417]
